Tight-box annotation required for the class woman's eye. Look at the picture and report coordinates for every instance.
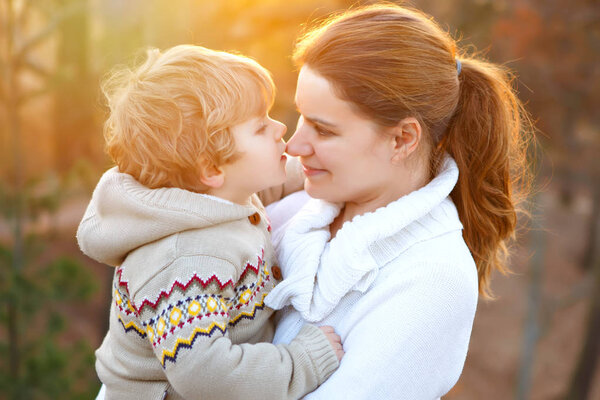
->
[315,125,333,136]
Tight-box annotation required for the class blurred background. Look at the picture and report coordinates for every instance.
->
[0,0,598,399]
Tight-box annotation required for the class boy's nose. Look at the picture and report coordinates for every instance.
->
[275,121,287,141]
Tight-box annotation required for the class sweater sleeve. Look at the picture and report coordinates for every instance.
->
[304,262,477,400]
[138,256,339,400]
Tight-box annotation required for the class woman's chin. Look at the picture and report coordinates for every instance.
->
[305,183,338,202]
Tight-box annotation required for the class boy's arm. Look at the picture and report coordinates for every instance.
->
[257,156,305,206]
[138,256,338,400]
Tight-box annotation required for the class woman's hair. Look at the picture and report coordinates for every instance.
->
[294,4,533,297]
[102,45,275,192]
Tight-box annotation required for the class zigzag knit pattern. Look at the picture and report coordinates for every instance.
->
[115,248,265,315]
[112,250,274,367]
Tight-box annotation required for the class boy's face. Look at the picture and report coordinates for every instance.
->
[217,115,288,203]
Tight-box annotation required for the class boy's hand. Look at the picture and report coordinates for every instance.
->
[319,326,344,361]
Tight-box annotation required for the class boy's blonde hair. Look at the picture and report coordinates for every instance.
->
[101,45,275,192]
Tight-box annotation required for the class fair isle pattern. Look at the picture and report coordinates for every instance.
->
[113,269,147,339]
[144,293,229,347]
[158,292,270,367]
[145,257,272,356]
[117,314,147,339]
[228,291,269,327]
[229,257,270,312]
[115,249,266,315]
[159,321,228,366]
[144,256,273,347]
[144,257,272,348]
[113,248,276,368]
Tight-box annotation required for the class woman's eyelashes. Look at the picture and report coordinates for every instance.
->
[314,124,335,137]
[295,110,336,136]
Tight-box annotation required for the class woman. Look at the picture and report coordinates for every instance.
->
[264,4,531,399]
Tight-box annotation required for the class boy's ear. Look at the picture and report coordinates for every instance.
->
[199,163,225,188]
[389,117,422,163]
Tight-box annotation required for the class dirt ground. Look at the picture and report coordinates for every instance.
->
[34,184,600,399]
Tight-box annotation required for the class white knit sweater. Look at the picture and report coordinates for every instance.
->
[264,157,479,400]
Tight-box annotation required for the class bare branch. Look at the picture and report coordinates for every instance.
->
[0,79,5,103]
[0,58,6,78]
[17,0,31,28]
[0,5,5,31]
[25,0,55,18]
[15,2,85,62]
[22,56,50,78]
[17,86,53,106]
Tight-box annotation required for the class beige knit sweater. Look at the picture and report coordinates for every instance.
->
[76,167,338,400]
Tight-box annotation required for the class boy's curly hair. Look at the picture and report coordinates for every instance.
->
[102,45,275,192]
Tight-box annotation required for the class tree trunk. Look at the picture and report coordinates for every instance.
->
[582,178,600,270]
[565,178,600,399]
[54,0,93,173]
[4,0,24,381]
[515,194,546,400]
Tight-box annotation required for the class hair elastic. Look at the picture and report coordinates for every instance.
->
[456,58,462,76]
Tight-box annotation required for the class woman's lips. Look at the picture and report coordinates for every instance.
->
[302,164,327,177]
[280,154,287,162]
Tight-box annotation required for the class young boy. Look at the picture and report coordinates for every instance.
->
[77,45,342,400]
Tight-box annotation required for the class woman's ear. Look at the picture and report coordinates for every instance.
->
[389,117,422,163]
[199,163,225,188]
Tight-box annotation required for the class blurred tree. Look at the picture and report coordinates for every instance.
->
[54,0,95,173]
[489,2,600,398]
[416,1,599,397]
[565,168,600,400]
[0,1,99,398]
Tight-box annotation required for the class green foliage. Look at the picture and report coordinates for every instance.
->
[0,174,100,399]
[0,240,100,399]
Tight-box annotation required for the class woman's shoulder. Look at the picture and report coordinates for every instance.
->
[377,228,478,293]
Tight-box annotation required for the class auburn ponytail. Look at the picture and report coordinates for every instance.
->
[435,59,532,297]
[294,4,533,297]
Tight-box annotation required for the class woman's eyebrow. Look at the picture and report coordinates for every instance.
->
[294,102,338,128]
[300,113,338,129]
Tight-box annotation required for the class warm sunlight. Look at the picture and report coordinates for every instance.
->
[1,1,598,399]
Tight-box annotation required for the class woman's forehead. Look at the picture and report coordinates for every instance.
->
[295,66,356,125]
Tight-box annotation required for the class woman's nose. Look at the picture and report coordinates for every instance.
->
[285,119,312,156]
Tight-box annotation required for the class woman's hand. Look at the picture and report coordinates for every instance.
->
[319,326,344,361]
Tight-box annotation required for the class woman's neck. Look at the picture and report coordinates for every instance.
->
[329,166,430,239]
[328,195,395,239]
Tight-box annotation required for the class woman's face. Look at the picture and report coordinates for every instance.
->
[286,66,400,205]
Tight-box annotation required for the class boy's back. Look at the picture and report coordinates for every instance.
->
[79,168,287,399]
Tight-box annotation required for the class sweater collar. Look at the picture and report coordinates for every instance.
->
[265,156,462,322]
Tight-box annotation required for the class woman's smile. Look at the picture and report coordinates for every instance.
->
[301,163,328,177]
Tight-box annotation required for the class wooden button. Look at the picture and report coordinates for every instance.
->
[271,265,282,280]
[248,212,261,225]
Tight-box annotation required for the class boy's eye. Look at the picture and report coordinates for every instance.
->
[256,125,267,134]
